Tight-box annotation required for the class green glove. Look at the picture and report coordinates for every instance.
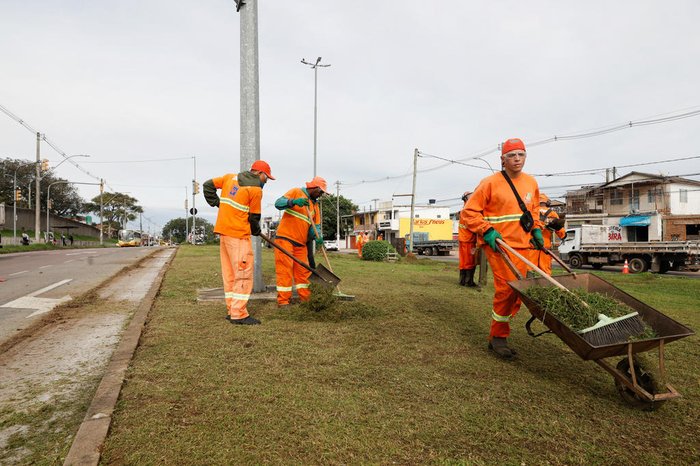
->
[531,228,545,250]
[315,235,324,246]
[291,198,309,207]
[483,227,502,251]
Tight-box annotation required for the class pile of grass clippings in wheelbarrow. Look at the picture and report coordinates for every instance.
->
[523,286,657,341]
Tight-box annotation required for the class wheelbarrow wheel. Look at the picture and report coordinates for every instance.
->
[614,358,666,411]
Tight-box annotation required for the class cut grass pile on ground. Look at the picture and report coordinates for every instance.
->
[101,246,700,465]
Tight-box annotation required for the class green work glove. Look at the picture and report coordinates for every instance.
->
[483,227,502,251]
[315,235,324,246]
[531,228,545,250]
[290,198,309,207]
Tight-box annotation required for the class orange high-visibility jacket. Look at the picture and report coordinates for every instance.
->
[211,173,262,239]
[464,171,542,249]
[458,201,476,243]
[540,207,566,248]
[275,187,321,245]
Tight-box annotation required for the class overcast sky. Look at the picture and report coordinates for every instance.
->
[2,1,699,233]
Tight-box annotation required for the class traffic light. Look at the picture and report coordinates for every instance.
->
[193,180,200,194]
[41,159,50,171]
[15,188,21,201]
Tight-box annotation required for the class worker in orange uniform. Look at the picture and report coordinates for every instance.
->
[203,160,275,325]
[458,191,478,287]
[536,194,566,275]
[356,231,365,257]
[273,176,327,306]
[464,138,544,359]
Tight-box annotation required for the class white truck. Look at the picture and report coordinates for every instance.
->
[559,225,700,274]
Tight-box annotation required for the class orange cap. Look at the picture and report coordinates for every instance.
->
[306,176,327,192]
[501,138,526,155]
[251,160,275,180]
[539,193,551,206]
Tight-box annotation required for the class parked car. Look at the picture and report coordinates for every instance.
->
[323,240,339,251]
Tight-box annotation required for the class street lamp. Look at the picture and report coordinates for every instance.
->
[301,57,331,178]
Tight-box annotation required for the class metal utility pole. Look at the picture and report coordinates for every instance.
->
[335,181,341,246]
[191,156,197,244]
[409,148,418,254]
[184,186,189,242]
[238,0,264,292]
[34,133,41,241]
[301,57,331,177]
[99,179,104,245]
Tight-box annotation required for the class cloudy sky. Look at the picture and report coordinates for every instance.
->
[2,1,699,232]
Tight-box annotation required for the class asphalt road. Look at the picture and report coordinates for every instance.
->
[0,247,159,344]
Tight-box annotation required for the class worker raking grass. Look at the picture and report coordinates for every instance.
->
[523,286,657,342]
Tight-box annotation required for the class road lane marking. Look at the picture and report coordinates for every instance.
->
[9,270,28,276]
[66,251,98,256]
[65,260,75,263]
[27,279,73,297]
[39,265,53,269]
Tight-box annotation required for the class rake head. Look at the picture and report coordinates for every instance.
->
[578,312,647,346]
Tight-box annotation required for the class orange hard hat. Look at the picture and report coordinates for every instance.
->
[501,138,526,155]
[539,193,551,206]
[251,160,275,180]
[306,176,327,192]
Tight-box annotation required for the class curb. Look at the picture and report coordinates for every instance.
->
[63,248,177,465]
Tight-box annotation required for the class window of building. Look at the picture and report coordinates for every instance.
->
[610,189,624,205]
[680,189,688,203]
[631,189,640,211]
[436,215,442,219]
[415,214,420,218]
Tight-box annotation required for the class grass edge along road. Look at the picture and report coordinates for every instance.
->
[102,245,699,465]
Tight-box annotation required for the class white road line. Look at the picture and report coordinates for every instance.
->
[66,251,98,256]
[65,259,75,263]
[9,270,29,276]
[27,279,73,297]
[39,265,53,269]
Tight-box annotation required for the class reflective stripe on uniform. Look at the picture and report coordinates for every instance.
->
[283,208,312,224]
[220,197,250,212]
[295,283,310,289]
[459,224,469,230]
[225,291,251,300]
[276,285,293,292]
[491,310,511,322]
[483,213,522,224]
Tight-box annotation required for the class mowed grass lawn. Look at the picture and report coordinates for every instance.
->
[102,245,700,465]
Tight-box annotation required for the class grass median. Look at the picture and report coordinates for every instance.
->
[102,245,700,465]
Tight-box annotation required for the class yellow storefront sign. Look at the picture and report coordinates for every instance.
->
[399,218,453,241]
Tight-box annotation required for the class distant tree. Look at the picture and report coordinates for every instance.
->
[162,217,215,243]
[83,192,143,238]
[0,157,85,216]
[319,194,358,240]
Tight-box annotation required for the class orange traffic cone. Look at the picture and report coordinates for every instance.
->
[622,259,629,274]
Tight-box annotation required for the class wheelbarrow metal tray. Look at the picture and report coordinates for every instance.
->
[508,273,694,361]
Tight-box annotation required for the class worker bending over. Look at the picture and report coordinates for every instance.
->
[536,194,566,275]
[458,191,478,287]
[203,160,275,325]
[273,176,326,306]
[464,138,544,359]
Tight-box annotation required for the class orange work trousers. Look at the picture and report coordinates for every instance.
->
[534,250,553,275]
[274,239,311,305]
[484,247,529,339]
[220,235,254,320]
[458,241,476,270]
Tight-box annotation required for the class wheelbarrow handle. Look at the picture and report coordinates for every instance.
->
[496,238,570,293]
[542,246,575,274]
[495,244,524,280]
[259,233,325,281]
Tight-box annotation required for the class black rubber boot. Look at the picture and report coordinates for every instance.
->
[459,269,467,286]
[488,337,514,359]
[466,268,478,287]
[230,316,261,325]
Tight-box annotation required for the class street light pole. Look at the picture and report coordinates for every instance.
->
[34,133,41,242]
[191,156,197,244]
[301,57,331,178]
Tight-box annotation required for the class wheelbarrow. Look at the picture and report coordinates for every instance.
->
[496,239,695,410]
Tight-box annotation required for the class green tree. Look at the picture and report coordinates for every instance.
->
[162,217,215,243]
[1,157,85,216]
[83,192,143,238]
[319,194,358,240]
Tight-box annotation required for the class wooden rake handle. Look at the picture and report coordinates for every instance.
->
[305,206,334,273]
[496,238,569,293]
[542,246,575,274]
